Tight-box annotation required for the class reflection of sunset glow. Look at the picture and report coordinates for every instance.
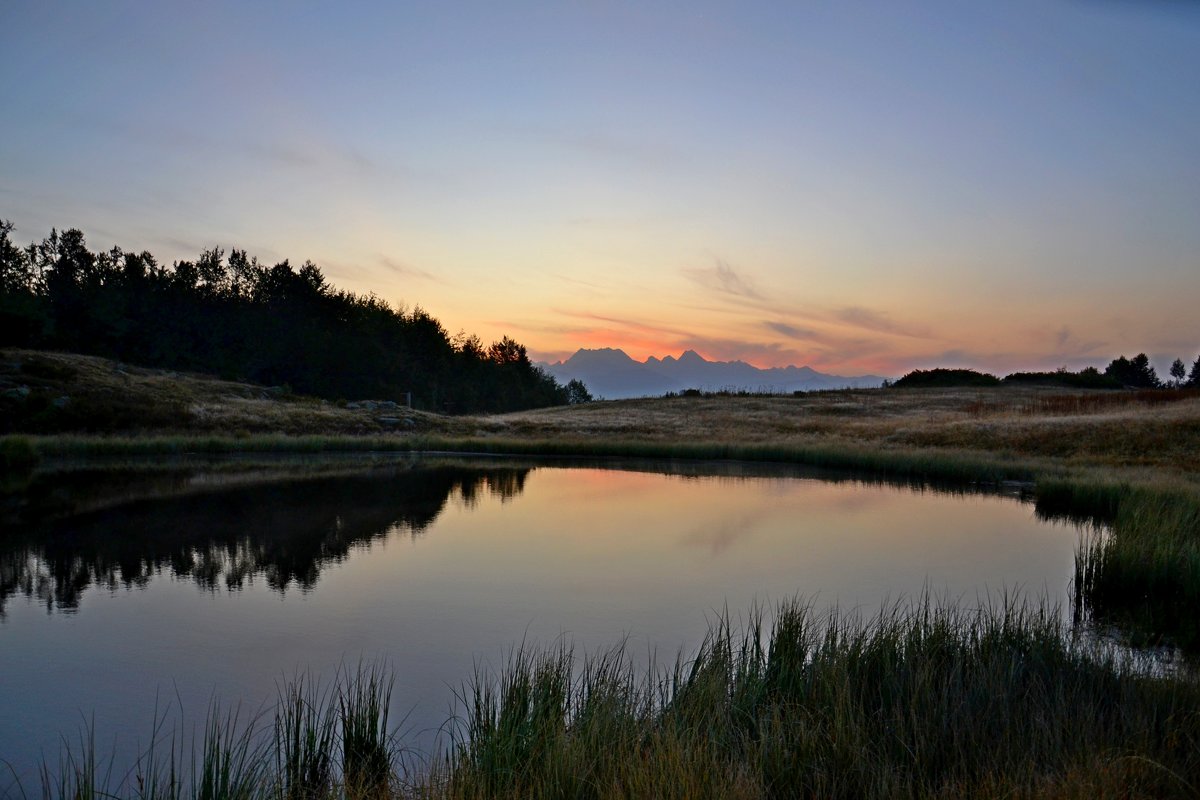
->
[0,465,1083,778]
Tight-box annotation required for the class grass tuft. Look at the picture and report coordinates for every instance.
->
[339,663,395,797]
[275,673,336,800]
[193,703,266,800]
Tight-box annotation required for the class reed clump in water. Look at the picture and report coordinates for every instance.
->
[20,666,400,800]
[1065,482,1200,652]
[442,599,1200,799]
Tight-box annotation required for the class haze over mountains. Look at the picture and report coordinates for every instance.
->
[540,348,888,399]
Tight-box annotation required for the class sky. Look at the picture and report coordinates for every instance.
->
[2,1,1198,376]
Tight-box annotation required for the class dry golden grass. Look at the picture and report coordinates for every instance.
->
[0,348,455,436]
[5,348,1200,482]
[478,388,1200,476]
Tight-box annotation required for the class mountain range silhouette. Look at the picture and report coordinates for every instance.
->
[539,348,887,399]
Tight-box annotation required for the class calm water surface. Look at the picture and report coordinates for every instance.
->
[0,458,1081,783]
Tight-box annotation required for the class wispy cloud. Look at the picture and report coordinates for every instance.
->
[834,306,931,338]
[495,310,699,363]
[764,321,823,341]
[377,254,440,282]
[1048,325,1107,356]
[907,347,1040,373]
[83,111,414,185]
[521,307,902,371]
[682,258,762,300]
[545,129,680,170]
[548,272,608,291]
[547,309,698,341]
[681,512,766,555]
[681,337,808,365]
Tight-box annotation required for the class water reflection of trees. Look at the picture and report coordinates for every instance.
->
[0,465,529,615]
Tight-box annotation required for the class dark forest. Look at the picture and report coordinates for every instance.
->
[0,221,581,413]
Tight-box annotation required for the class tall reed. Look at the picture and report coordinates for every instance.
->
[275,673,336,800]
[1070,483,1200,651]
[338,663,394,797]
[442,599,1200,799]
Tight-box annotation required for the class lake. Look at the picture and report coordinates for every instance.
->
[0,456,1083,786]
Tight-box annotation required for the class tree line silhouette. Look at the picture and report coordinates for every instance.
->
[892,353,1200,390]
[0,221,582,413]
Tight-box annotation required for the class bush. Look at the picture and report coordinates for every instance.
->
[1003,367,1120,389]
[892,368,1000,388]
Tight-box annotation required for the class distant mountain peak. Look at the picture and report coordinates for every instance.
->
[562,347,636,365]
[541,347,886,399]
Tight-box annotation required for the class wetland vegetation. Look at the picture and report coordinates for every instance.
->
[20,602,1200,799]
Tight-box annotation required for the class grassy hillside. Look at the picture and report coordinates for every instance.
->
[6,347,1200,477]
[0,348,456,436]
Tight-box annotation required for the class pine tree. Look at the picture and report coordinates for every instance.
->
[1169,358,1187,388]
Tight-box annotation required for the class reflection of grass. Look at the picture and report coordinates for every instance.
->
[27,601,1200,799]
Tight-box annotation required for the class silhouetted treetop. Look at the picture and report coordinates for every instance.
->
[1169,358,1187,388]
[1104,354,1159,389]
[1002,367,1120,389]
[892,368,1001,388]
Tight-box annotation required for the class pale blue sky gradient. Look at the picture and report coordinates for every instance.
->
[3,1,1198,373]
